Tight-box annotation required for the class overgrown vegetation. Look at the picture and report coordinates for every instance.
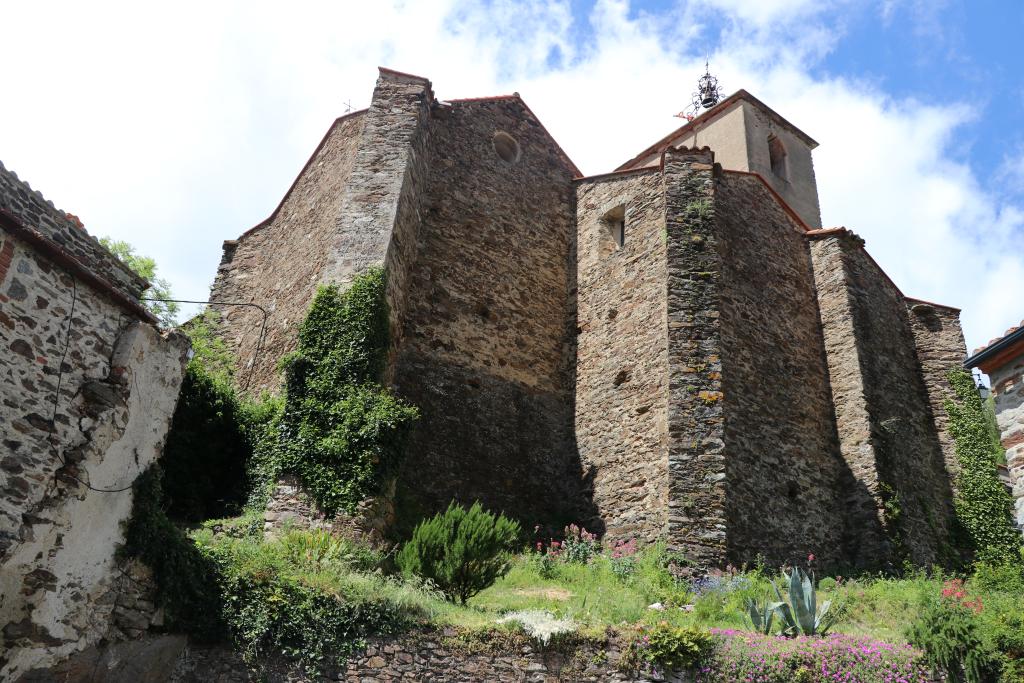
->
[160,311,252,522]
[100,236,179,326]
[121,268,1024,680]
[621,622,715,675]
[272,270,419,515]
[908,579,1000,683]
[194,528,418,675]
[945,369,1022,565]
[398,501,521,604]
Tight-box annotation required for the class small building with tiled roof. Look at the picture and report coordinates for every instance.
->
[209,67,969,572]
[966,320,1024,533]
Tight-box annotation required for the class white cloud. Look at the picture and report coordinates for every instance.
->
[1,0,1020,353]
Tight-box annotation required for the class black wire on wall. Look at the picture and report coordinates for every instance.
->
[43,280,268,494]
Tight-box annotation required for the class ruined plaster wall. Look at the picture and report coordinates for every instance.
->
[906,300,967,478]
[209,112,367,395]
[0,226,188,680]
[990,353,1024,533]
[810,232,956,568]
[715,173,845,567]
[390,97,581,528]
[575,169,668,542]
[662,148,728,566]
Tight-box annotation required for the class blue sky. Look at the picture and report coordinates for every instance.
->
[1,0,1022,356]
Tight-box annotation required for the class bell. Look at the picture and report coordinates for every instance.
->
[701,91,717,108]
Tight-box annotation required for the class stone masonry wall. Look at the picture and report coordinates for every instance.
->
[390,95,583,529]
[209,111,366,395]
[807,233,891,566]
[809,231,957,568]
[168,631,669,683]
[575,169,668,543]
[906,300,967,478]
[0,224,189,679]
[0,161,147,302]
[991,352,1024,533]
[715,172,846,567]
[662,147,728,566]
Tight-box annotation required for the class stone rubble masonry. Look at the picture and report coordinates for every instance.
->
[0,159,148,304]
[0,209,189,679]
[990,353,1024,532]
[209,110,367,395]
[209,68,968,571]
[715,172,846,566]
[389,92,582,527]
[575,168,669,543]
[808,230,957,568]
[906,300,968,480]
[662,148,728,566]
[167,630,672,683]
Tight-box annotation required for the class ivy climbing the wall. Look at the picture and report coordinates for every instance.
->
[261,267,420,515]
[945,369,1022,565]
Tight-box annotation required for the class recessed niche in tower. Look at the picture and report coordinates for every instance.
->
[601,205,626,250]
[493,131,521,163]
[768,134,788,181]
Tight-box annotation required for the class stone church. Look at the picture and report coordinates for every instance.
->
[210,67,967,570]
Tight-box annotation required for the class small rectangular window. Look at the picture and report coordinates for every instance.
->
[602,205,626,251]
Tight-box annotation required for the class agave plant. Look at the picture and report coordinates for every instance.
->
[744,596,779,635]
[771,567,837,636]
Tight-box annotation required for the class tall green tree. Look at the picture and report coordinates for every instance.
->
[100,237,179,326]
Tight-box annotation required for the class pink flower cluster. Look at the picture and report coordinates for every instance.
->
[610,538,638,559]
[695,630,931,683]
[940,579,983,614]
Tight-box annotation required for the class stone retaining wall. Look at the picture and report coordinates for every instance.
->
[169,631,667,683]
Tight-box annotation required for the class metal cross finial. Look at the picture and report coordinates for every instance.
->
[675,59,723,120]
[343,99,353,114]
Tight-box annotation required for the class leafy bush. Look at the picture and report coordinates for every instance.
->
[397,501,521,604]
[907,580,1000,683]
[200,531,412,675]
[560,524,600,564]
[622,622,715,675]
[158,310,255,522]
[121,466,225,639]
[945,369,1023,565]
[100,236,179,326]
[276,271,418,515]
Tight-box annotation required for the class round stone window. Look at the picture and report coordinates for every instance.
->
[492,131,521,163]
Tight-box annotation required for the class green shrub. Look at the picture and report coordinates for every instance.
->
[398,501,521,604]
[159,311,253,522]
[621,622,715,674]
[121,466,225,639]
[907,584,1000,683]
[276,270,418,515]
[160,363,250,522]
[204,535,408,675]
[945,370,1022,565]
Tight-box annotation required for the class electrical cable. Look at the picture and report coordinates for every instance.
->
[47,272,136,493]
[141,297,269,391]
[45,288,267,494]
